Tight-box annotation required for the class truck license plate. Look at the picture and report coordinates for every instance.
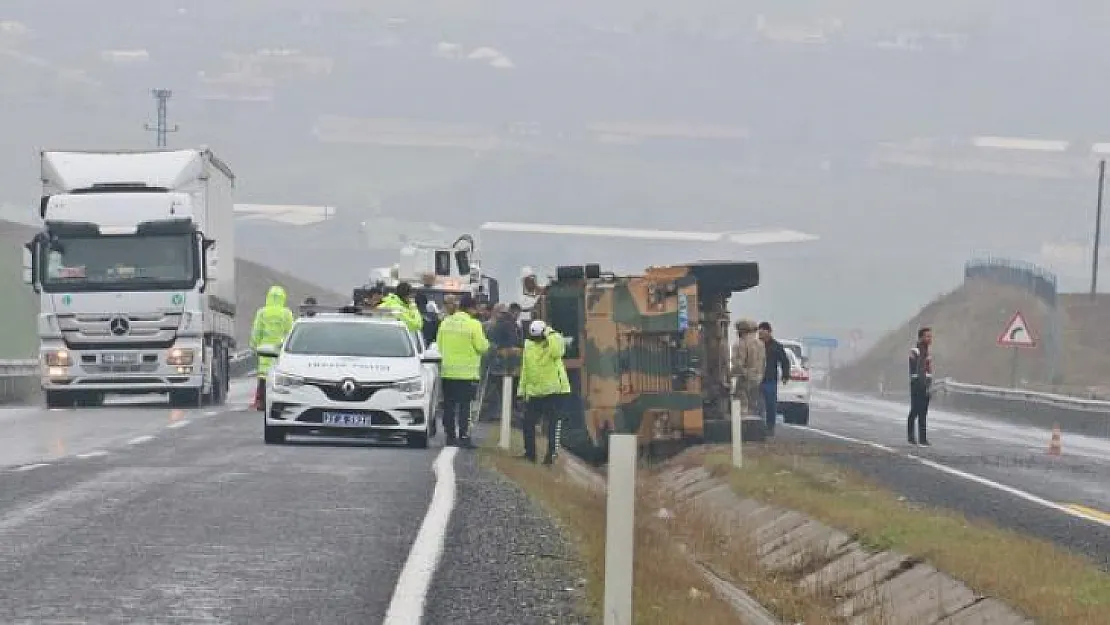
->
[322,412,370,427]
[102,352,139,364]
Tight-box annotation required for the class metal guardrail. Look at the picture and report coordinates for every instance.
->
[0,350,258,404]
[934,377,1110,437]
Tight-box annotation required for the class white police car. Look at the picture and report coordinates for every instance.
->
[255,308,441,448]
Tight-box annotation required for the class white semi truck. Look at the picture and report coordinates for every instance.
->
[21,148,237,408]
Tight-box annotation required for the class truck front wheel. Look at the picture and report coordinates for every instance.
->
[169,389,201,407]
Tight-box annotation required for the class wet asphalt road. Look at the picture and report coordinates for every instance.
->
[781,391,1110,567]
[0,379,587,624]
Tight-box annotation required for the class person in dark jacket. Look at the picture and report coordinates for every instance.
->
[758,321,791,435]
[414,291,440,347]
[907,326,934,446]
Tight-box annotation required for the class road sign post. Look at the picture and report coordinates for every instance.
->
[803,336,839,390]
[997,312,1037,388]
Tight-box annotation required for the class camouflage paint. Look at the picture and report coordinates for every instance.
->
[537,262,758,461]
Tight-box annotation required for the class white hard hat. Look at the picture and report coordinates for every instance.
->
[528,319,547,337]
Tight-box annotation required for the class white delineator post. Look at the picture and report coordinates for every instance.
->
[604,434,637,625]
[499,375,513,450]
[730,398,743,468]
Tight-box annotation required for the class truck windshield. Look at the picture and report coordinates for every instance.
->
[40,233,198,293]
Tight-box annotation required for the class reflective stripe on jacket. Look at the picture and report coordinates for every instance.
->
[436,311,490,380]
[518,330,571,399]
[250,285,294,377]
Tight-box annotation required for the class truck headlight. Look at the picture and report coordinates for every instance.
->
[43,350,71,367]
[273,372,304,388]
[166,348,194,366]
[395,377,424,394]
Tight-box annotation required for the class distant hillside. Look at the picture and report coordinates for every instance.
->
[834,280,1052,394]
[834,276,1110,398]
[0,219,343,359]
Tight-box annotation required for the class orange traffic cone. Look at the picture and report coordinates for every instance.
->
[1048,424,1062,456]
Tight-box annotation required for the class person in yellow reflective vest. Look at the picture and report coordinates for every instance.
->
[517,319,571,464]
[436,293,490,447]
[377,281,423,333]
[249,285,295,411]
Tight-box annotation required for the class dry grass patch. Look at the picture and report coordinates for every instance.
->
[688,442,1110,624]
[481,433,744,624]
[483,430,860,623]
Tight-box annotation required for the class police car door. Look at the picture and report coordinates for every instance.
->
[412,330,440,413]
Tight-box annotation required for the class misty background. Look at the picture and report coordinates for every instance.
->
[2,0,1109,356]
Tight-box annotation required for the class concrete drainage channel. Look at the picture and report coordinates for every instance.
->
[560,452,1034,625]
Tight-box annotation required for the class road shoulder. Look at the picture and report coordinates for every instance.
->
[423,442,591,624]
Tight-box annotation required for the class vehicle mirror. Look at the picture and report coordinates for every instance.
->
[21,245,34,286]
[39,195,49,219]
[255,344,281,358]
[204,241,218,281]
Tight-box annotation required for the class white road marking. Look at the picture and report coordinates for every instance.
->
[790,424,1110,529]
[167,421,189,429]
[382,446,459,625]
[128,435,155,445]
[203,411,220,417]
[75,451,109,459]
[14,463,50,472]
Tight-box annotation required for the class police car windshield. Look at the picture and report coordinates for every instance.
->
[284,322,415,358]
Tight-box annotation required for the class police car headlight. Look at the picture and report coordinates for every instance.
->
[273,372,304,388]
[395,377,424,394]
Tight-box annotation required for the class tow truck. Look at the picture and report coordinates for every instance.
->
[353,234,499,307]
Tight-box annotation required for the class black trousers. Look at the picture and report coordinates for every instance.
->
[907,385,931,442]
[522,394,565,461]
[442,379,477,440]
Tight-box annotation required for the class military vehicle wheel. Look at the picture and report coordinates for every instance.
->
[703,419,732,444]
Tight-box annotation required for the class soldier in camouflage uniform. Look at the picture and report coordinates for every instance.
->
[730,319,766,416]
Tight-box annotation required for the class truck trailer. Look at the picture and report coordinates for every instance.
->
[21,148,237,408]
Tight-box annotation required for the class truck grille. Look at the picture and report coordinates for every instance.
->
[58,312,182,349]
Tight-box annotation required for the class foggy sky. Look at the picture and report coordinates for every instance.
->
[2,1,1108,348]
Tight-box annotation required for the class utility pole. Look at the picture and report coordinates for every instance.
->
[144,89,179,147]
[1092,159,1105,300]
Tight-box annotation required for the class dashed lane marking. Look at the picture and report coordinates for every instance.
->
[75,451,109,459]
[127,435,155,445]
[14,463,50,472]
[203,410,220,417]
[167,421,189,429]
[790,424,1110,529]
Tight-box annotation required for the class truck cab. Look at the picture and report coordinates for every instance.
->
[22,149,236,408]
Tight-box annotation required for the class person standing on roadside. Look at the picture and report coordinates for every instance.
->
[757,321,791,436]
[249,285,295,411]
[907,326,934,446]
[730,319,765,417]
[517,319,571,465]
[436,293,490,447]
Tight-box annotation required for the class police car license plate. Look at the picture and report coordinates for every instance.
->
[322,412,370,427]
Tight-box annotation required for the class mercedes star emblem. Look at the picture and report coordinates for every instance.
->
[109,316,130,336]
[341,378,357,396]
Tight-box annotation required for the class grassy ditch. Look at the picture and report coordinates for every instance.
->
[687,442,1110,625]
[482,431,848,624]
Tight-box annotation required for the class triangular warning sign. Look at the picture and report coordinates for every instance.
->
[997,311,1037,348]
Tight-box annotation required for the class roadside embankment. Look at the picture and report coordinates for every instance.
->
[680,442,1109,624]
